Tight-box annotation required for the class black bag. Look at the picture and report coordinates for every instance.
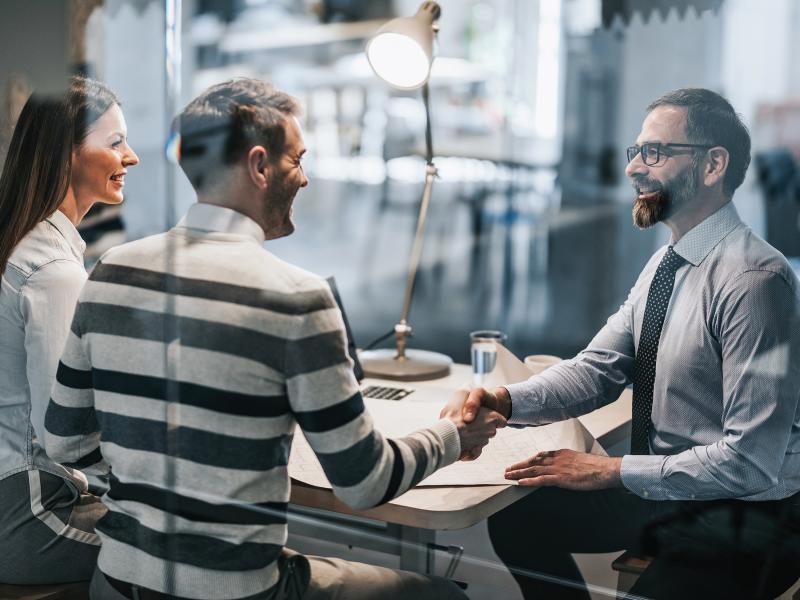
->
[275,549,311,600]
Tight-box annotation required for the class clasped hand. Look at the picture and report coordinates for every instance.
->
[439,389,507,460]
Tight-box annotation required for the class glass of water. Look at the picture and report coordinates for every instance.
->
[470,330,507,385]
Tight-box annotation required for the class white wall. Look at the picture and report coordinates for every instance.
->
[720,0,795,235]
[97,0,196,240]
[608,0,799,240]
[612,8,722,204]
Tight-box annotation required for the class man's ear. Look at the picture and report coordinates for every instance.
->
[703,146,729,189]
[247,145,269,189]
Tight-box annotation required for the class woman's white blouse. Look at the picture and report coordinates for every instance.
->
[0,210,87,486]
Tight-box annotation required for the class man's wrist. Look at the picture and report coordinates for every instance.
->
[606,456,623,488]
[491,386,512,419]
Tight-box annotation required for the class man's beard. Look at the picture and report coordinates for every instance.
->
[631,162,698,229]
[263,168,298,240]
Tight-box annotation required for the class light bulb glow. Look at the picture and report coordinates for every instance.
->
[367,32,430,89]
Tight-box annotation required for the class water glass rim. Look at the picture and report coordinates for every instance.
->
[469,329,507,342]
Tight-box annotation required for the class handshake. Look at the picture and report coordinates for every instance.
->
[439,386,623,490]
[439,387,513,461]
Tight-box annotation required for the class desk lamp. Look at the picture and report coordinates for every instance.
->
[359,1,452,381]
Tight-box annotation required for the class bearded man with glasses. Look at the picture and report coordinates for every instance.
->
[457,88,800,599]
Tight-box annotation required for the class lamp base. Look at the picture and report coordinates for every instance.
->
[359,348,452,381]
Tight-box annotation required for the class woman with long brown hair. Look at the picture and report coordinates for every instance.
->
[0,76,138,584]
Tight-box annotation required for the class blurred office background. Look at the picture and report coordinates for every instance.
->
[3,0,800,365]
[3,1,800,596]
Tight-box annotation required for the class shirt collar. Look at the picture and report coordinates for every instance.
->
[46,209,86,258]
[176,203,266,244]
[671,201,742,266]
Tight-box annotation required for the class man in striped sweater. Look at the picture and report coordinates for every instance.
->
[44,79,505,599]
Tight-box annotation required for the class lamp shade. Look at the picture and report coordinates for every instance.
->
[366,1,441,90]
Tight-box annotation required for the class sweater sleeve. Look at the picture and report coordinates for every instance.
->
[44,295,109,476]
[285,284,460,510]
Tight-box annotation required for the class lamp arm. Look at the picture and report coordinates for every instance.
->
[395,82,436,358]
[422,80,434,165]
[398,164,436,327]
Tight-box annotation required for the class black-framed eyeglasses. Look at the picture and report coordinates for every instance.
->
[626,142,713,166]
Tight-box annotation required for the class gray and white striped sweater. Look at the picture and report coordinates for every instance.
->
[44,204,460,599]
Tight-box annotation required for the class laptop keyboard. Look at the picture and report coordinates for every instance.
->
[361,385,415,401]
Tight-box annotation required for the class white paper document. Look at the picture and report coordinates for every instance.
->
[289,345,604,488]
[480,343,536,389]
[290,399,600,487]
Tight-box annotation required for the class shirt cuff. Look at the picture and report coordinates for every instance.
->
[505,381,544,425]
[430,418,461,467]
[620,454,668,499]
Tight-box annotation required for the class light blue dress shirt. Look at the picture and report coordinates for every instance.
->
[0,210,89,490]
[507,202,800,501]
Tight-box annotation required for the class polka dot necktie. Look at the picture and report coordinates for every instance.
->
[631,246,687,455]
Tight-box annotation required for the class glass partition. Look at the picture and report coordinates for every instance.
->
[1,1,799,598]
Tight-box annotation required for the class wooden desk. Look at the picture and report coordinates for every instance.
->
[288,364,632,573]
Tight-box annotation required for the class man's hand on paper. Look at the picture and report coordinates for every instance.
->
[504,449,622,490]
[440,389,507,461]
